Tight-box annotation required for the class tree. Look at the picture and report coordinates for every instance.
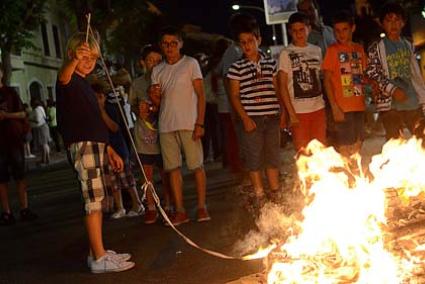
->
[58,0,161,66]
[0,0,47,85]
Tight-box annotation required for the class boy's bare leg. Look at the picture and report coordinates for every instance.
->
[143,165,156,210]
[15,179,28,209]
[85,211,106,260]
[169,168,184,212]
[249,171,264,197]
[0,183,11,213]
[159,169,172,208]
[112,191,124,211]
[128,187,142,212]
[194,167,206,208]
[266,167,280,191]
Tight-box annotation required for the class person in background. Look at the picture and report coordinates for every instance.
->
[227,18,286,206]
[22,103,36,159]
[151,26,209,225]
[195,52,221,163]
[93,85,144,220]
[0,66,38,225]
[30,99,51,164]
[47,99,61,152]
[129,44,172,225]
[278,12,326,151]
[212,38,239,171]
[322,11,368,156]
[366,2,425,140]
[297,0,335,56]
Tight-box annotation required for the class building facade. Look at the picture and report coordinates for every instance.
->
[8,1,70,104]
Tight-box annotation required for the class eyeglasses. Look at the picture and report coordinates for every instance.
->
[161,41,179,48]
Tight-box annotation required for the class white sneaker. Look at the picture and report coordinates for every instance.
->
[111,209,126,219]
[90,254,135,273]
[87,250,132,267]
[127,205,145,218]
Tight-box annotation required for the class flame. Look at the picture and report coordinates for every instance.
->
[242,244,278,260]
[261,138,425,283]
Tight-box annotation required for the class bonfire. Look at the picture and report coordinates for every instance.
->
[246,138,425,284]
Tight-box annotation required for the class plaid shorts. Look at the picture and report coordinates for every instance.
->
[109,163,136,192]
[69,142,112,214]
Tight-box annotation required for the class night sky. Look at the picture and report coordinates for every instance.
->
[151,0,354,44]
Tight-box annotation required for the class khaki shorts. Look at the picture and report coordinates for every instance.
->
[160,130,203,171]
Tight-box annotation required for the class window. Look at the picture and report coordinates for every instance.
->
[41,23,50,56]
[52,25,62,58]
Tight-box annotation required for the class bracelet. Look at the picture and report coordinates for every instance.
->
[195,123,204,128]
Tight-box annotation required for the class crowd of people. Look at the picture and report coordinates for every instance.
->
[1,0,424,275]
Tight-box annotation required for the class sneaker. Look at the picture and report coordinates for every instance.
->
[165,211,189,227]
[127,205,145,218]
[197,208,211,222]
[0,212,16,226]
[144,210,158,224]
[90,254,135,274]
[20,208,38,221]
[111,209,126,219]
[87,250,132,267]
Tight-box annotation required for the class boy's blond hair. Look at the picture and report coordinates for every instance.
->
[66,32,100,56]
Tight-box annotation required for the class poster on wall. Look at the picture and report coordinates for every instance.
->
[263,0,298,24]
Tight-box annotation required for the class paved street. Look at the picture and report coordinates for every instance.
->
[0,136,386,284]
[0,160,267,284]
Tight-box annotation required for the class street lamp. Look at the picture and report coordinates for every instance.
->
[231,4,279,46]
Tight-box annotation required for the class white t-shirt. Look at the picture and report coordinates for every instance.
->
[32,106,47,127]
[278,43,325,114]
[151,55,203,133]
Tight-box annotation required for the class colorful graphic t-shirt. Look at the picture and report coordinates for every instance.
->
[278,43,325,114]
[322,42,367,112]
[384,38,418,111]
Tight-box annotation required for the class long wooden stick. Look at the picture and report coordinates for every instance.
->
[85,13,91,43]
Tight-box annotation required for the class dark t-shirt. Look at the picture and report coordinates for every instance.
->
[56,74,109,146]
[0,86,24,150]
[105,102,130,162]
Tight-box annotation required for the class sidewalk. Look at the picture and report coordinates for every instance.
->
[25,150,68,172]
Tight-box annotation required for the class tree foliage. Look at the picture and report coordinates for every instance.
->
[58,0,162,66]
[0,0,47,84]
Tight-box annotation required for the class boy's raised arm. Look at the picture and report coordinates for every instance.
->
[58,43,92,85]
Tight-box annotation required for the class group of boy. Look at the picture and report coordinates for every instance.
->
[42,0,425,275]
[280,2,425,158]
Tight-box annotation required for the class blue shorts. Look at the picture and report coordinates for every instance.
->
[0,147,25,183]
[241,115,281,171]
[334,111,365,146]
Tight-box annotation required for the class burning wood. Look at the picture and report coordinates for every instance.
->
[230,138,425,284]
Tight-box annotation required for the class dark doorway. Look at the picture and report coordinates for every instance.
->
[29,81,43,103]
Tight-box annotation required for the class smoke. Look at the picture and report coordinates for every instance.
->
[233,201,302,257]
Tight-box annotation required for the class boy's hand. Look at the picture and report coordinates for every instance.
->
[139,101,151,119]
[392,88,408,102]
[332,106,345,122]
[106,146,124,173]
[242,116,256,132]
[192,124,205,140]
[73,42,92,61]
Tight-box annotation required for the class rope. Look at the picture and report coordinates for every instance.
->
[86,20,263,261]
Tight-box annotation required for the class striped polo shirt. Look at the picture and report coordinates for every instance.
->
[227,53,280,116]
